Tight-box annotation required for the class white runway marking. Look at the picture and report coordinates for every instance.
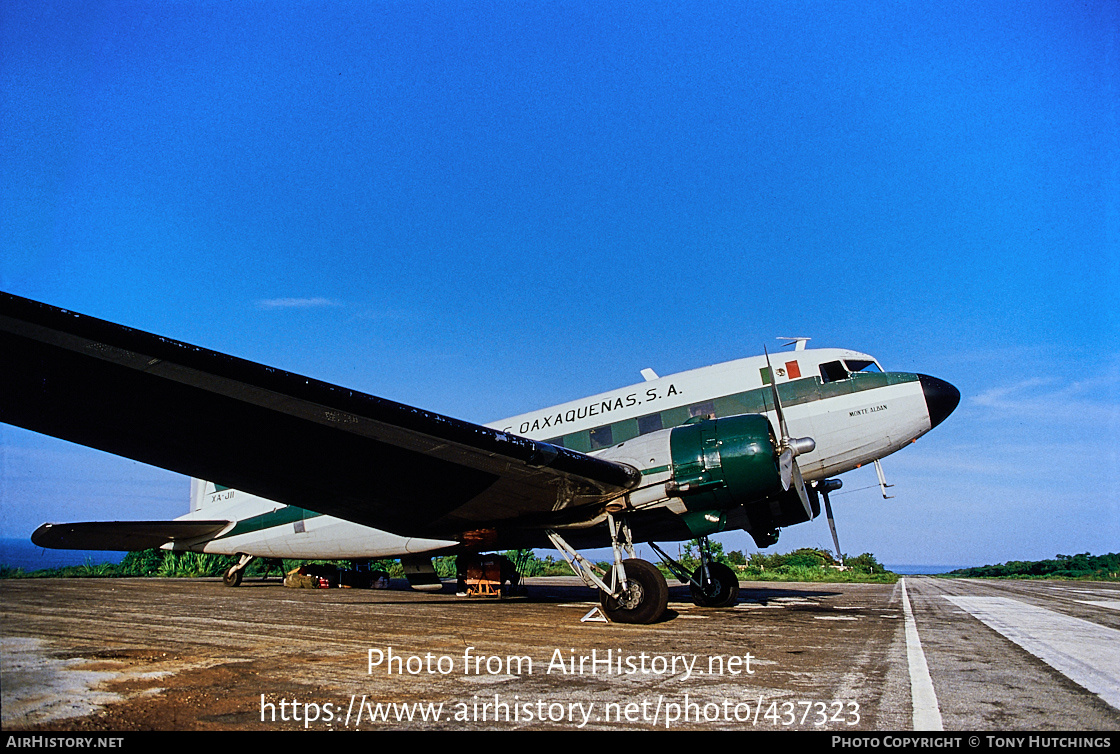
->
[900,579,943,731]
[944,596,1120,711]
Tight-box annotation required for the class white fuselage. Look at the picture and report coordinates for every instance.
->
[495,349,930,479]
[176,348,935,559]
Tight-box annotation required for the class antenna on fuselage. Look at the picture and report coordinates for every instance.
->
[815,479,844,567]
[873,459,895,499]
[777,337,810,351]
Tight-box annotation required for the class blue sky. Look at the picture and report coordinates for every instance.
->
[2,1,1117,566]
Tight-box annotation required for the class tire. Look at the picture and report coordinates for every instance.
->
[599,559,669,624]
[689,562,740,607]
[223,566,244,587]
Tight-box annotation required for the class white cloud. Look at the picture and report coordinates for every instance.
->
[968,356,1120,429]
[256,298,344,310]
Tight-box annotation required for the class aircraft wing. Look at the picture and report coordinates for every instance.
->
[32,520,232,551]
[0,292,641,539]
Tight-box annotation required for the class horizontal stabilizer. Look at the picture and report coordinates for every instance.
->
[32,520,230,551]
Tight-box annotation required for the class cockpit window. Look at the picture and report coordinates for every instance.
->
[819,360,849,383]
[844,360,882,373]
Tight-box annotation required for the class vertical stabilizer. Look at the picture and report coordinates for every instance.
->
[190,478,206,512]
[190,479,236,512]
[190,478,234,512]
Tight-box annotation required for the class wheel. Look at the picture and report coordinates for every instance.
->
[689,562,740,607]
[599,559,669,624]
[223,565,244,587]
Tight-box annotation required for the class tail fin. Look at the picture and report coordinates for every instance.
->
[190,479,232,512]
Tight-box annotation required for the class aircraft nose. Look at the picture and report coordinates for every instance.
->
[918,374,960,429]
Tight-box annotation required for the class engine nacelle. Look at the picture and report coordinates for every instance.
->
[598,414,816,539]
[666,414,783,509]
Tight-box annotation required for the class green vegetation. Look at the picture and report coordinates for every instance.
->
[497,550,576,577]
[410,546,897,583]
[943,553,1119,580]
[646,541,894,583]
[12,547,1116,584]
[726,546,894,583]
[0,549,570,580]
[1,544,896,584]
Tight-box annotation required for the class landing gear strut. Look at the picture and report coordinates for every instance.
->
[223,553,254,587]
[651,536,740,607]
[547,514,669,624]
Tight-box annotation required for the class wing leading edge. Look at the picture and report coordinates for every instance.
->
[1,293,641,539]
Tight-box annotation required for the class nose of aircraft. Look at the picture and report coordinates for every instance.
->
[918,374,960,429]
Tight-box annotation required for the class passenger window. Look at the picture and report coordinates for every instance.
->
[637,413,663,436]
[589,426,614,450]
[563,431,591,453]
[688,401,715,420]
[544,437,564,448]
[819,361,849,383]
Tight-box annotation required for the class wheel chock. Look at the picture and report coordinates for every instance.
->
[581,606,610,623]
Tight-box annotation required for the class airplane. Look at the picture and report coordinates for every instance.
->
[0,291,959,624]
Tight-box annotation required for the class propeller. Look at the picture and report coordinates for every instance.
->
[764,347,816,520]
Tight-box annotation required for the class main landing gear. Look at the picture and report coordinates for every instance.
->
[651,536,740,608]
[547,514,669,624]
[599,559,670,624]
[547,518,748,623]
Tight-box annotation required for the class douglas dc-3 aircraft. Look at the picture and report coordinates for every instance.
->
[1,292,959,624]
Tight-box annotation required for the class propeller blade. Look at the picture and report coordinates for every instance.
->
[763,347,790,442]
[792,458,813,520]
[765,346,814,519]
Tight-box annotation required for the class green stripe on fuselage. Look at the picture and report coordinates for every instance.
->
[215,505,323,540]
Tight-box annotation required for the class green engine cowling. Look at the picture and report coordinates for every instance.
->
[668,414,782,510]
[666,415,817,537]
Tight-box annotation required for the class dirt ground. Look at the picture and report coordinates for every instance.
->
[1,576,912,731]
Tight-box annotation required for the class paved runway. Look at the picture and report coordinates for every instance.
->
[1,576,1117,731]
[900,576,1120,731]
